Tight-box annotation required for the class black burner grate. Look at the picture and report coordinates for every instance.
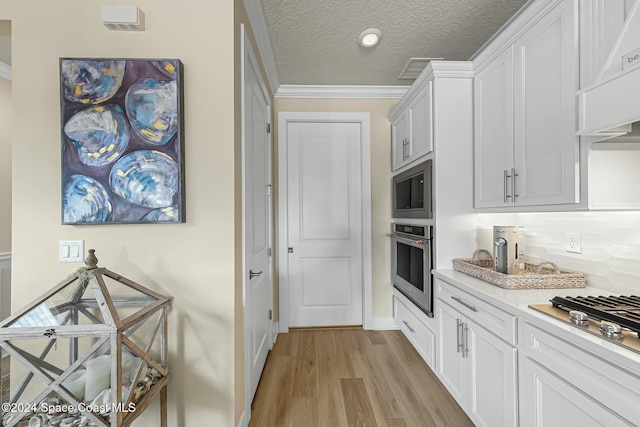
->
[551,295,640,337]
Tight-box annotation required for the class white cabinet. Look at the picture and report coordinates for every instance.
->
[436,279,518,427]
[407,82,433,162]
[474,47,515,208]
[390,79,433,171]
[393,289,436,369]
[391,110,410,171]
[520,359,632,426]
[474,0,579,209]
[520,321,640,426]
[436,299,466,403]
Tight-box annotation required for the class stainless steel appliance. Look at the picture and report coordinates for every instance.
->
[493,226,524,274]
[530,295,640,355]
[391,224,433,317]
[393,159,432,219]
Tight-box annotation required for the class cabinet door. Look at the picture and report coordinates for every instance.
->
[436,300,466,405]
[513,0,579,206]
[520,358,632,427]
[466,319,518,427]
[474,47,515,208]
[409,81,433,161]
[392,110,410,171]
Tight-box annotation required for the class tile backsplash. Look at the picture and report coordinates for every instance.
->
[475,212,640,294]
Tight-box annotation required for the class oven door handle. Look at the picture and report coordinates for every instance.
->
[392,234,428,247]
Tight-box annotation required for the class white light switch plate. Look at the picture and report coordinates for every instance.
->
[59,240,84,262]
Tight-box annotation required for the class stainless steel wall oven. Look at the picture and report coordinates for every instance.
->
[391,224,433,317]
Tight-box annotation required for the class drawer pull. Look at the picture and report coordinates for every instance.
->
[402,320,415,333]
[456,319,464,353]
[462,322,470,358]
[451,296,478,312]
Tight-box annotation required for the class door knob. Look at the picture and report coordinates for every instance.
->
[249,270,263,279]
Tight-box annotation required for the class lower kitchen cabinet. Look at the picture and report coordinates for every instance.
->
[431,271,640,427]
[393,289,436,369]
[520,358,632,426]
[520,321,640,426]
[436,279,518,427]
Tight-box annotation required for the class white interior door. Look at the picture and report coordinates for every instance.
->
[284,120,363,327]
[242,27,272,406]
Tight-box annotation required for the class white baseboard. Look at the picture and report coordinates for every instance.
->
[366,316,399,330]
[277,318,398,332]
[237,410,249,427]
[271,321,279,345]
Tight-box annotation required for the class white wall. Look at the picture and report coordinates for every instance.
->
[4,1,239,425]
[475,211,640,294]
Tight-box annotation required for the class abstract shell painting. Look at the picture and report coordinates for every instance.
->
[60,58,184,224]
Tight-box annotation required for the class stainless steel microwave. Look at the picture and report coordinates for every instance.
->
[392,159,432,219]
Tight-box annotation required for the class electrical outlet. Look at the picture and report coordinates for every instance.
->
[565,233,582,254]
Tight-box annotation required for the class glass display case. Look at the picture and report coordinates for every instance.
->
[0,250,172,427]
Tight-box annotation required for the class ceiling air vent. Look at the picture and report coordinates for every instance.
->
[102,5,145,31]
[398,57,443,80]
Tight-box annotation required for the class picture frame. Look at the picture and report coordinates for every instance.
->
[60,58,185,224]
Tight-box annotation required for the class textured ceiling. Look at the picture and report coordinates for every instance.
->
[261,0,529,86]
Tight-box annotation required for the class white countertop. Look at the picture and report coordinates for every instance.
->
[433,269,640,373]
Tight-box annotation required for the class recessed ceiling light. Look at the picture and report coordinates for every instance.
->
[358,28,382,48]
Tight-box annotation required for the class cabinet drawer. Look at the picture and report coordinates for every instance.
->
[394,292,436,368]
[436,279,517,345]
[522,321,640,424]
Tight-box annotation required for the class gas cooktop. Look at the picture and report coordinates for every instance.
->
[530,295,640,355]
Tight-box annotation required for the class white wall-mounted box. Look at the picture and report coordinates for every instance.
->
[101,5,145,31]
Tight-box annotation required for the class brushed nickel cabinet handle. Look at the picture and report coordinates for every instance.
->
[451,296,478,312]
[504,169,512,202]
[402,320,415,333]
[456,319,464,353]
[463,323,470,358]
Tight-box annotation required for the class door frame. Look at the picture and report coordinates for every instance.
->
[277,111,372,332]
[241,24,273,424]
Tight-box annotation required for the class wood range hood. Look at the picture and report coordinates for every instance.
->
[578,0,640,141]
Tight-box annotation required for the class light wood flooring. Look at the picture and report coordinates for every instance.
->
[248,327,474,427]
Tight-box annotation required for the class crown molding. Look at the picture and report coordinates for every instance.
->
[275,85,410,99]
[0,62,11,80]
[242,0,280,95]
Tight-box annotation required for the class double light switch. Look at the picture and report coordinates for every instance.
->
[59,240,84,262]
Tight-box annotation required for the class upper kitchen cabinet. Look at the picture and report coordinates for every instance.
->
[389,79,433,171]
[474,48,515,208]
[473,0,580,210]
